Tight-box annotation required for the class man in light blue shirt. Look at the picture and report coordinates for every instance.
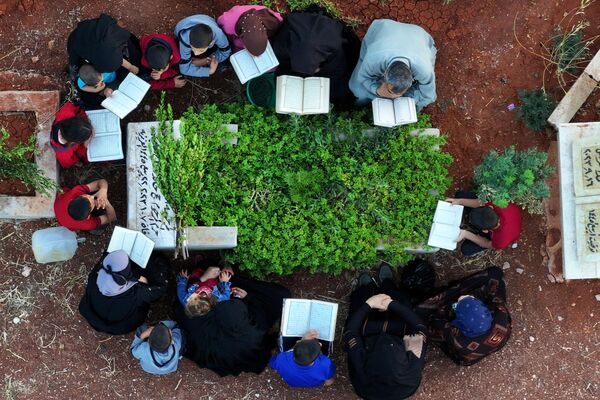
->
[174,15,231,78]
[130,320,184,375]
[349,19,437,111]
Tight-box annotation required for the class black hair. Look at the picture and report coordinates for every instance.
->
[79,64,101,86]
[67,196,91,221]
[469,206,499,230]
[149,323,172,353]
[385,61,413,94]
[293,339,321,366]
[59,117,93,143]
[146,44,171,70]
[189,24,213,48]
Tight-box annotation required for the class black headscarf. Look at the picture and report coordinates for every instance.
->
[67,14,131,72]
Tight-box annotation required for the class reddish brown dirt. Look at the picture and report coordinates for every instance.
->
[0,111,37,196]
[1,1,600,400]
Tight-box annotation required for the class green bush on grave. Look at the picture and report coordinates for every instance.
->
[154,101,452,276]
[517,89,555,132]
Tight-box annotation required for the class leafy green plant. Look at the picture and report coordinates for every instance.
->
[154,101,452,276]
[517,89,555,131]
[551,24,590,74]
[148,95,210,259]
[251,0,341,18]
[0,128,55,196]
[474,146,555,214]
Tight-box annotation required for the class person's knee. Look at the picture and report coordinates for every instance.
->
[461,240,484,257]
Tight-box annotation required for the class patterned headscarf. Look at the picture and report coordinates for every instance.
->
[451,297,492,337]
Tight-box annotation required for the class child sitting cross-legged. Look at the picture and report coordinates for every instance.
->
[269,329,336,388]
[177,265,234,318]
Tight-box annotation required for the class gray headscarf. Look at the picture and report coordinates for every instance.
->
[96,250,138,296]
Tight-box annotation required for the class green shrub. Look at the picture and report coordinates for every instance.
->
[0,128,55,196]
[551,27,590,73]
[474,146,554,214]
[153,102,452,276]
[517,89,555,132]
[251,0,341,18]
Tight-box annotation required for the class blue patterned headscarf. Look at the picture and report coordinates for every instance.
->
[451,297,492,337]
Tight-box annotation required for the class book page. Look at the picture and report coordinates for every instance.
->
[87,110,120,136]
[307,301,338,342]
[433,201,464,226]
[254,43,279,74]
[101,91,138,119]
[129,233,155,268]
[107,226,137,254]
[372,98,396,127]
[302,78,325,113]
[393,97,417,125]
[231,50,260,83]
[118,73,151,104]
[281,299,311,337]
[277,76,304,114]
[86,110,123,161]
[428,222,460,250]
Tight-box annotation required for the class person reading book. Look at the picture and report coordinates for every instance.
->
[139,33,186,90]
[217,5,283,56]
[76,64,121,108]
[445,193,522,256]
[349,19,437,111]
[174,15,231,78]
[131,320,185,375]
[177,265,234,318]
[50,102,93,169]
[54,179,116,233]
[269,329,336,388]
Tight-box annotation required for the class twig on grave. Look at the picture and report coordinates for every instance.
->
[0,47,22,62]
[98,336,112,343]
[0,232,14,241]
[6,348,26,361]
[174,378,182,391]
[545,306,553,320]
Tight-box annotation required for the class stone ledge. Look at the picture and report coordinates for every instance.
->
[0,91,59,219]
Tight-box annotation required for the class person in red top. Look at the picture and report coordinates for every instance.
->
[446,195,522,256]
[54,179,117,232]
[139,34,187,90]
[50,102,94,169]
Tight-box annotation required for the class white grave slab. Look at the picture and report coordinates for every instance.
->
[558,121,600,279]
[126,120,237,250]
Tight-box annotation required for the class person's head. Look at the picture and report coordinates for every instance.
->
[67,195,94,220]
[293,339,321,366]
[451,296,492,337]
[184,293,213,318]
[149,323,172,353]
[238,12,268,57]
[382,60,413,97]
[97,250,136,296]
[189,24,214,56]
[79,64,103,87]
[58,117,93,144]
[146,43,172,72]
[469,206,499,230]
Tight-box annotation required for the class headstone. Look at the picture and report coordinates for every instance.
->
[126,120,238,250]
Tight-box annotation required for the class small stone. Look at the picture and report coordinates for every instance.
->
[502,262,510,270]
[144,105,151,112]
[12,317,20,324]
[511,243,518,249]
[547,274,557,283]
[529,336,535,342]
[571,303,576,307]
[48,40,55,49]
[557,316,564,321]
[516,268,524,274]
[21,266,32,277]
[595,294,600,302]
[31,56,39,63]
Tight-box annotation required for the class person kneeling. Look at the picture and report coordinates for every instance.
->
[269,329,335,388]
[131,321,185,375]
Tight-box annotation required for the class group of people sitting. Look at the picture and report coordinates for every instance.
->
[76,249,512,399]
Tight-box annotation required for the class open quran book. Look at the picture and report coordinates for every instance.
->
[427,200,464,250]
[101,73,150,119]
[86,109,123,162]
[275,75,330,115]
[107,226,154,268]
[281,298,338,342]
[372,97,417,128]
[230,42,279,84]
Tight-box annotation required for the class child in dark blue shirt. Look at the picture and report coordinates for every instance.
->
[269,330,336,388]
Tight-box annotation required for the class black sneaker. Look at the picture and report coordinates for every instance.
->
[357,272,375,288]
[376,261,394,286]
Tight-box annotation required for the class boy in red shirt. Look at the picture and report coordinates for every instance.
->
[54,179,116,232]
[139,34,187,90]
[50,102,94,169]
[446,196,522,256]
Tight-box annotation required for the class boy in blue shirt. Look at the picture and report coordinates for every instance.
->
[269,329,336,388]
[130,320,184,375]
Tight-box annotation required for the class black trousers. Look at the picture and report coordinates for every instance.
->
[455,190,490,256]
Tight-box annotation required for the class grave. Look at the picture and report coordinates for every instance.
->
[558,121,600,279]
[0,91,59,219]
[126,120,237,251]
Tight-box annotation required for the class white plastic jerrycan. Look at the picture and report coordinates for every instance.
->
[31,227,84,263]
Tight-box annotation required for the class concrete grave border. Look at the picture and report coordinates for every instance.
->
[0,91,59,219]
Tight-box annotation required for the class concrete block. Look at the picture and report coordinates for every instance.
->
[548,74,597,128]
[185,226,237,250]
[0,91,59,219]
[584,48,600,81]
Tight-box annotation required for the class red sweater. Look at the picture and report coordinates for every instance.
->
[488,202,522,249]
[140,34,181,90]
[50,102,89,169]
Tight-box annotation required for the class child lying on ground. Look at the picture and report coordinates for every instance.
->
[177,266,234,317]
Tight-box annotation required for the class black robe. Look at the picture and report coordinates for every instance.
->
[177,276,291,376]
[270,11,359,104]
[78,254,169,335]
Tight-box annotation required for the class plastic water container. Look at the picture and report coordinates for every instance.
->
[31,227,81,263]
